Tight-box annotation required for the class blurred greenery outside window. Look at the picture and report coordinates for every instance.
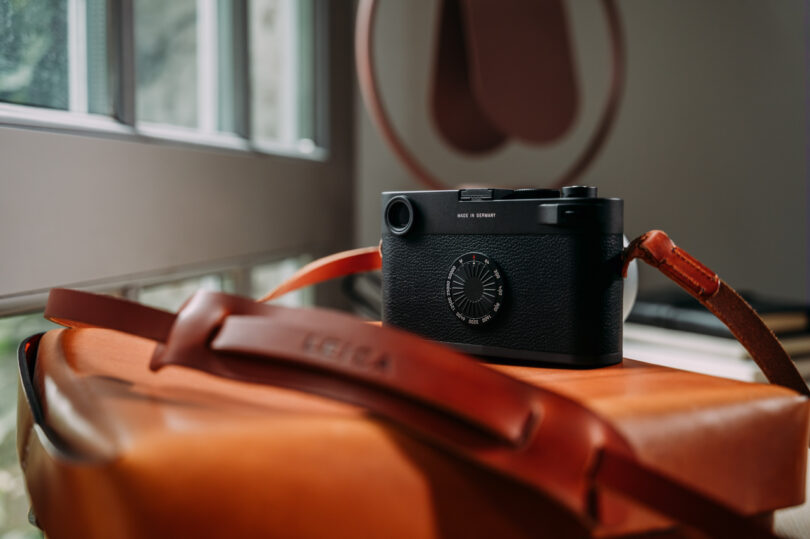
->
[133,0,317,148]
[0,0,109,114]
[0,314,57,538]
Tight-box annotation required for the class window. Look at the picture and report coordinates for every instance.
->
[0,0,323,153]
[0,0,353,309]
[0,1,354,535]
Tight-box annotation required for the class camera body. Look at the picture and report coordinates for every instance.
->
[381,187,624,367]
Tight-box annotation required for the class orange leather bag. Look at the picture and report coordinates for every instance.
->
[16,231,810,538]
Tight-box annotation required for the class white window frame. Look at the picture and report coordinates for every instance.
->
[0,0,355,313]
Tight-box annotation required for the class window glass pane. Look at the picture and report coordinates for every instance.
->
[135,0,198,128]
[250,0,316,150]
[0,1,67,109]
[0,313,60,537]
[0,0,108,114]
[85,0,109,114]
[216,0,242,135]
[135,0,241,134]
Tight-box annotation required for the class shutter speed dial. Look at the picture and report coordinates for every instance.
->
[445,253,505,326]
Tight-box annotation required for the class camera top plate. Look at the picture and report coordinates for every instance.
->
[382,187,622,236]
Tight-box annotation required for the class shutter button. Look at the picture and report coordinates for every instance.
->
[561,186,598,198]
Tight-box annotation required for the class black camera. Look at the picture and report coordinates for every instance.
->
[381,186,625,367]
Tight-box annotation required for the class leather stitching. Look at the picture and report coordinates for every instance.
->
[627,233,808,396]
[634,241,718,299]
[672,248,714,281]
[663,266,703,294]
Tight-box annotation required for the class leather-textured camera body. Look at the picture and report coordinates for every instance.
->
[381,187,624,367]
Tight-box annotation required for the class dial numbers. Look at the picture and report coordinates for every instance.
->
[445,253,505,326]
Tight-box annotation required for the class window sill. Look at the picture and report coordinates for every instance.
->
[0,102,327,161]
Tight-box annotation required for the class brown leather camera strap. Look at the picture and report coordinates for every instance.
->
[260,230,809,398]
[42,229,796,537]
[621,230,810,398]
[257,245,382,303]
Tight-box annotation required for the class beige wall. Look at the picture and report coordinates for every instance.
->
[355,0,807,301]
